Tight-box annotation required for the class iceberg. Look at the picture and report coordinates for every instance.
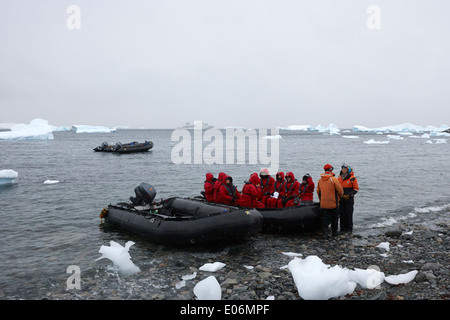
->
[0,118,56,140]
[72,125,116,133]
[0,169,18,186]
[278,123,340,135]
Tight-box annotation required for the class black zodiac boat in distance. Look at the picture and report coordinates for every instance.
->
[94,140,153,153]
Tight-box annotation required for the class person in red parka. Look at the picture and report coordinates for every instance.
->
[259,168,275,207]
[213,172,227,202]
[217,175,241,206]
[278,172,300,207]
[299,174,315,202]
[203,173,217,202]
[266,172,286,208]
[239,173,265,208]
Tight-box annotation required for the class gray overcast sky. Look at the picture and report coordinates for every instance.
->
[1,0,449,129]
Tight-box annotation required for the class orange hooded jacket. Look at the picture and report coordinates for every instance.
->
[316,173,344,209]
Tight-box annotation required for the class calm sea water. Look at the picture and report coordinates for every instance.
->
[0,129,449,299]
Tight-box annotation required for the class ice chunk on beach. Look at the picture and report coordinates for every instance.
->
[385,270,418,285]
[96,240,140,276]
[199,262,226,272]
[193,276,221,300]
[0,169,18,185]
[376,242,390,252]
[72,125,116,133]
[288,256,356,300]
[288,256,388,300]
[0,118,56,140]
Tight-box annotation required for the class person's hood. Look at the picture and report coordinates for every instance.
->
[218,172,227,182]
[249,172,260,185]
[206,173,214,182]
[224,174,233,184]
[276,172,285,181]
[320,173,334,181]
[285,172,296,181]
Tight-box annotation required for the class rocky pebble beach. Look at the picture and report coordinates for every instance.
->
[11,209,449,301]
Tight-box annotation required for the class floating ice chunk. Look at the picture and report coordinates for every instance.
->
[43,180,59,184]
[387,135,404,140]
[0,169,18,185]
[96,240,140,276]
[364,139,390,144]
[376,242,390,252]
[199,262,226,272]
[385,270,418,285]
[434,139,447,144]
[263,135,282,139]
[342,135,359,139]
[193,276,221,300]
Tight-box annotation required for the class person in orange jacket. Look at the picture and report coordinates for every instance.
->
[338,164,359,233]
[317,164,344,238]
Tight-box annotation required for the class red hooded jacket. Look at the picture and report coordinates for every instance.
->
[214,172,227,202]
[204,173,216,202]
[299,174,315,201]
[284,172,300,197]
[239,173,264,208]
[217,175,241,205]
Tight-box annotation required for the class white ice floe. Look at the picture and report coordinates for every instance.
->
[342,135,359,139]
[363,139,390,144]
[193,276,221,300]
[0,169,18,185]
[387,135,404,140]
[263,135,283,139]
[96,240,140,276]
[0,118,56,140]
[43,180,59,184]
[385,270,418,285]
[72,125,116,133]
[199,262,226,272]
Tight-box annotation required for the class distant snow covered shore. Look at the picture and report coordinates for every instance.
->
[278,122,450,136]
[1,119,449,140]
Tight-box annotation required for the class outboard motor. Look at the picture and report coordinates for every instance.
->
[130,182,156,206]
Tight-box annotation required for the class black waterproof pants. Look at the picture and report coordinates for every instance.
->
[339,198,354,232]
[321,207,339,237]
